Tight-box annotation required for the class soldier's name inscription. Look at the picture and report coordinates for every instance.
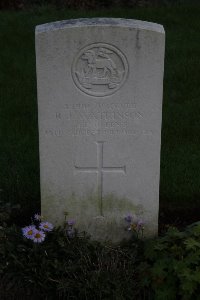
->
[44,100,154,138]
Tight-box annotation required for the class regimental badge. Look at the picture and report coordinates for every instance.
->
[72,43,128,97]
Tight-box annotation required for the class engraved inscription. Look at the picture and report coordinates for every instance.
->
[44,101,154,138]
[74,141,126,216]
[72,43,128,97]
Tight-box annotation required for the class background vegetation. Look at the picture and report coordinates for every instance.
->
[0,1,200,227]
[0,0,179,10]
[1,215,200,299]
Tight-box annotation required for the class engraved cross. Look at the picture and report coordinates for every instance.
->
[74,141,126,216]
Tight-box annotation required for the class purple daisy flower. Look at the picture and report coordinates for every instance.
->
[124,213,133,223]
[22,225,36,240]
[137,219,145,230]
[32,230,46,243]
[34,213,42,221]
[39,221,54,232]
[67,219,76,226]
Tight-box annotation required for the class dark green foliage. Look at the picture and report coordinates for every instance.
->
[2,222,200,299]
[140,223,200,299]
[0,0,189,10]
[0,225,141,300]
[0,200,20,227]
[0,0,142,10]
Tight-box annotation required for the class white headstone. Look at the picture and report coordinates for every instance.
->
[36,18,165,242]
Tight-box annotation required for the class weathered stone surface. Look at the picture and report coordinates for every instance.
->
[36,18,165,242]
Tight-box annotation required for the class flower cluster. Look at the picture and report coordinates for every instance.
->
[63,211,76,239]
[66,219,76,238]
[125,213,145,237]
[22,214,54,243]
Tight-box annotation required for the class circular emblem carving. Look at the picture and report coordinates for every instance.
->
[72,43,128,97]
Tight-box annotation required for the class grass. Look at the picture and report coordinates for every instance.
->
[0,3,200,225]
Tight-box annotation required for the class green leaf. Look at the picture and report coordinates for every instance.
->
[184,238,200,250]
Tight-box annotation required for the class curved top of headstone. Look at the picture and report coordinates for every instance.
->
[35,18,164,34]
